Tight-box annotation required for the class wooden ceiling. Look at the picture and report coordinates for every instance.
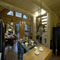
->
[0,6,9,16]
[0,0,60,17]
[0,0,40,16]
[2,0,40,13]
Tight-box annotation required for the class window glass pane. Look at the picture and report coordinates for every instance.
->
[23,15,27,19]
[16,12,22,17]
[41,9,46,15]
[25,24,27,31]
[42,22,47,24]
[7,11,13,16]
[8,24,13,35]
[42,16,47,19]
[42,19,47,21]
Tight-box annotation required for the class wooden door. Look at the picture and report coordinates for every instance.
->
[20,24,25,39]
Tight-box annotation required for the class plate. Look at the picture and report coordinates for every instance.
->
[34,50,39,55]
[39,47,44,52]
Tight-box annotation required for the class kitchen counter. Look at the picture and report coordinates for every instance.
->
[23,45,52,60]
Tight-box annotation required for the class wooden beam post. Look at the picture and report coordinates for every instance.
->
[32,16,36,42]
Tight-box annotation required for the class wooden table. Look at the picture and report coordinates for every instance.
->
[23,45,52,60]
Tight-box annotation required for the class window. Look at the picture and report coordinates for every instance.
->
[42,22,47,24]
[42,16,47,19]
[42,19,47,21]
[16,12,22,18]
[41,9,46,15]
[8,24,13,35]
[23,15,27,19]
[7,11,13,16]
[25,24,28,31]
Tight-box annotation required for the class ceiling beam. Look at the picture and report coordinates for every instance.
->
[0,15,32,24]
[0,8,9,15]
[37,13,47,18]
[0,1,34,16]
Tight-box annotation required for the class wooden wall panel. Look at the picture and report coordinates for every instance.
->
[20,24,25,39]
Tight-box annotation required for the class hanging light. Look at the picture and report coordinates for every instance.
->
[20,21,23,24]
[22,21,25,24]
[8,28,12,31]
[10,18,14,25]
[20,21,25,24]
[11,22,13,25]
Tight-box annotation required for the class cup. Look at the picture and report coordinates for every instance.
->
[34,47,38,51]
[25,42,28,47]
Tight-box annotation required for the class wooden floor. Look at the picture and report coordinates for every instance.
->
[50,54,60,60]
[5,41,18,60]
[4,41,60,60]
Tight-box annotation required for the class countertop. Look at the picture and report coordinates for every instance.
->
[23,45,52,60]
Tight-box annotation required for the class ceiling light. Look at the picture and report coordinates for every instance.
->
[8,28,12,31]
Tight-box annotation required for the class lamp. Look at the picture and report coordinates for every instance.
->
[20,21,25,24]
[8,28,12,31]
[10,19,14,25]
[11,22,13,25]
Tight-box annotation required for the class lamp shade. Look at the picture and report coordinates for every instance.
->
[11,22,13,25]
[8,28,12,31]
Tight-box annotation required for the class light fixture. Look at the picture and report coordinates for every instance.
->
[20,21,25,24]
[8,28,12,31]
[22,21,24,24]
[22,21,25,24]
[11,22,13,25]
[10,18,14,25]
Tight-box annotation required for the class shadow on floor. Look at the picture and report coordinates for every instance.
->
[50,54,60,60]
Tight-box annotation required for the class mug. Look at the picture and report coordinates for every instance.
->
[25,42,28,47]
